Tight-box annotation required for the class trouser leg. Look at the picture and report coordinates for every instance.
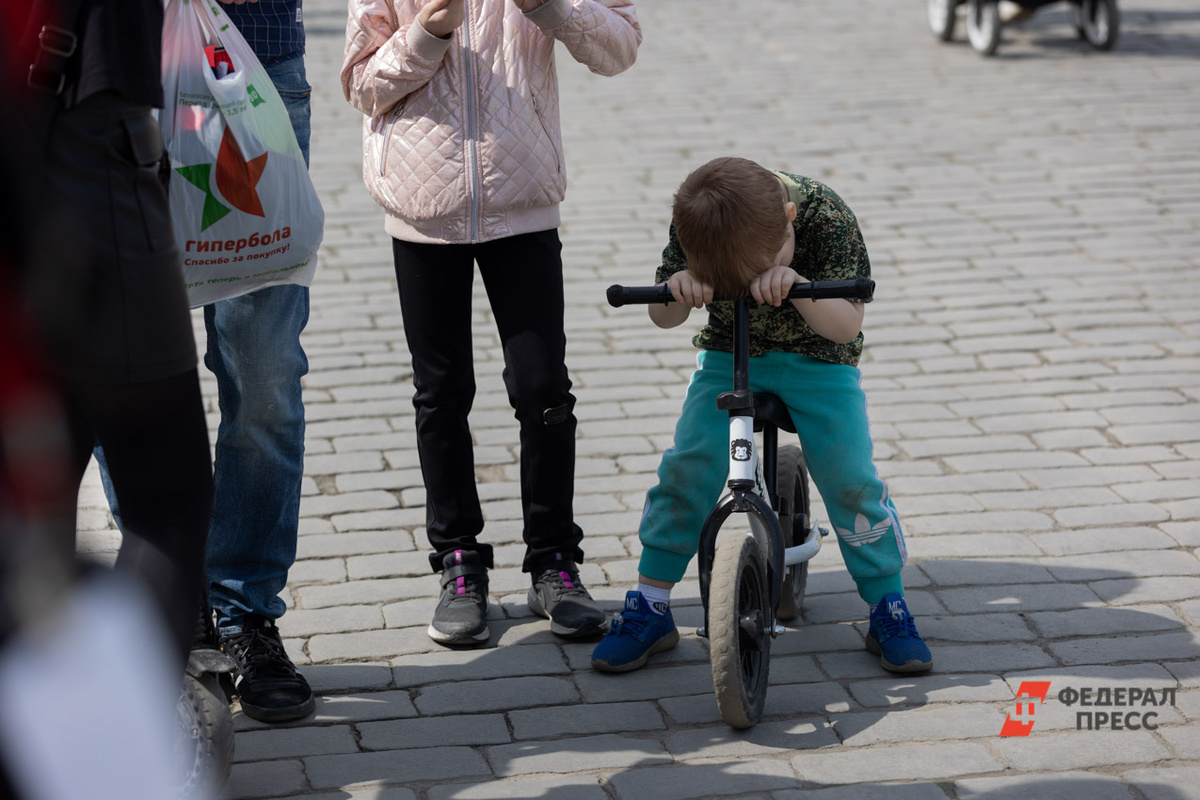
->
[392,239,490,571]
[477,230,583,572]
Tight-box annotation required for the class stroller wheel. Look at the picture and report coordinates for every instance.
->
[966,0,1001,55]
[927,0,957,41]
[1076,0,1119,50]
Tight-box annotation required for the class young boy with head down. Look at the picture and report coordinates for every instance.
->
[591,157,932,675]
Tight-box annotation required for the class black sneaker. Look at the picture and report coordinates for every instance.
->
[219,615,315,723]
[528,556,607,638]
[428,549,490,646]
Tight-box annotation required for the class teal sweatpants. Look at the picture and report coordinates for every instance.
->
[637,349,906,605]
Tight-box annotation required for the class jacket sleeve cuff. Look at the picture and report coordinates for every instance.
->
[524,0,574,30]
[408,18,455,60]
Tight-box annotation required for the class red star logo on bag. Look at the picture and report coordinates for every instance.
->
[176,124,269,231]
[215,125,268,217]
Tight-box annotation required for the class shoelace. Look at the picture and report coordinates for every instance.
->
[538,567,587,598]
[608,607,651,639]
[443,572,487,603]
[226,627,297,680]
[876,607,919,641]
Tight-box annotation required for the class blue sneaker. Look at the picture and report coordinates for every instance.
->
[866,593,933,673]
[591,591,680,673]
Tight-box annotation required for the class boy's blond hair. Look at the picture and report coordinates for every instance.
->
[671,157,790,299]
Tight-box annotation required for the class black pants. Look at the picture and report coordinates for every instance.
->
[393,231,584,574]
[65,370,213,664]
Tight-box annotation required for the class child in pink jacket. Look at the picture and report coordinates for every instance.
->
[342,0,641,646]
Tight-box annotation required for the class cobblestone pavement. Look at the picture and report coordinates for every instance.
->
[76,0,1200,797]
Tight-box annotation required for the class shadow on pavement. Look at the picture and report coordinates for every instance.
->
[219,556,1197,799]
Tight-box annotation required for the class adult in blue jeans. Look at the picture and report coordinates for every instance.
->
[208,0,315,724]
[100,0,315,723]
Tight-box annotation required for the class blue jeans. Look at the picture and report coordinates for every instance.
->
[206,54,312,633]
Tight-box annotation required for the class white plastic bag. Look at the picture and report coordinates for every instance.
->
[160,0,323,308]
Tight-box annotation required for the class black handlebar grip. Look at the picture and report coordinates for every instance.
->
[786,277,875,302]
[607,284,673,307]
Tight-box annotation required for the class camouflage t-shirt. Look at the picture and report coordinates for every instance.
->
[654,170,869,366]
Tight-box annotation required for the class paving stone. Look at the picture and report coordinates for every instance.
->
[954,772,1138,800]
[664,717,840,760]
[391,643,569,687]
[358,714,511,751]
[937,582,1105,614]
[773,785,951,800]
[307,627,437,662]
[790,741,1004,784]
[301,662,395,694]
[605,760,798,800]
[305,747,491,789]
[486,734,671,777]
[234,725,359,761]
[848,674,1012,708]
[832,704,1003,747]
[413,676,578,715]
[1028,604,1186,638]
[427,776,607,800]
[1047,630,1200,666]
[224,759,309,799]
[993,730,1171,771]
[1121,767,1200,800]
[508,701,665,739]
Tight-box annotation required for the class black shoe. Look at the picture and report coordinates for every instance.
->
[428,550,490,646]
[528,557,607,638]
[219,615,315,723]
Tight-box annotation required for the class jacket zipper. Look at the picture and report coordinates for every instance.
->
[462,15,481,242]
[532,95,561,172]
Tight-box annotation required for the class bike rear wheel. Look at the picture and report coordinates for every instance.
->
[709,533,772,729]
[774,445,811,621]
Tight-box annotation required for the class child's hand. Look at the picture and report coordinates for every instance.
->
[750,266,804,307]
[667,270,713,309]
[418,0,465,38]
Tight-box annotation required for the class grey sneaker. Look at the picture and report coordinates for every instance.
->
[527,556,607,638]
[428,549,490,646]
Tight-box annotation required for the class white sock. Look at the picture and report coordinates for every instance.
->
[637,583,671,616]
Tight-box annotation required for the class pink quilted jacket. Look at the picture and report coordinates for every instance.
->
[342,0,641,244]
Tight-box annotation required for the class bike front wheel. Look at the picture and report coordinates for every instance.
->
[709,533,772,729]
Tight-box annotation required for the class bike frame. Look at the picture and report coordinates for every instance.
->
[605,277,874,637]
[696,295,785,640]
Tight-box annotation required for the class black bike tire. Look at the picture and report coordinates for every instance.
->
[175,673,235,799]
[709,533,771,729]
[774,445,811,621]
[1078,0,1119,50]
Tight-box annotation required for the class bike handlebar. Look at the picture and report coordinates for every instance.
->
[606,277,875,308]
